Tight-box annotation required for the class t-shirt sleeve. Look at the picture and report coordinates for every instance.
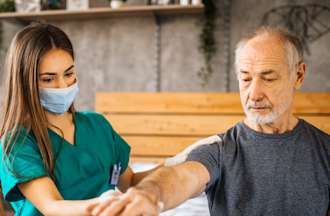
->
[0,136,47,202]
[186,143,221,191]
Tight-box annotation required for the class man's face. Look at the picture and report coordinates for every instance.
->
[237,36,298,125]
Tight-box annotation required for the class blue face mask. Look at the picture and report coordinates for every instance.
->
[39,82,79,115]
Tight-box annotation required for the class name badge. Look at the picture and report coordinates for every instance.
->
[109,163,121,186]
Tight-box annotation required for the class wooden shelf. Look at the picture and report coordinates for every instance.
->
[0,5,204,21]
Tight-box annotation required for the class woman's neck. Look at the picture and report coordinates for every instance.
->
[46,112,74,130]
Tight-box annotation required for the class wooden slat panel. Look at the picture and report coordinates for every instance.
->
[123,118,330,157]
[123,136,202,157]
[300,116,330,134]
[130,156,165,164]
[96,92,243,114]
[125,117,330,162]
[106,114,243,136]
[127,116,330,163]
[97,92,330,162]
[96,92,330,114]
[293,93,330,114]
[106,114,330,135]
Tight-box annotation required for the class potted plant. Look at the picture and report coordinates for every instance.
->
[198,0,217,86]
[0,0,15,13]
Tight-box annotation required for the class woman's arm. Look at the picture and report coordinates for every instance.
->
[18,177,100,216]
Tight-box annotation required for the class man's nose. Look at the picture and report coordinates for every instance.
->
[249,79,264,102]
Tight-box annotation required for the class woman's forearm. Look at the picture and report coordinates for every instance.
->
[42,198,99,216]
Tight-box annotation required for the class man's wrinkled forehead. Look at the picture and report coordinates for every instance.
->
[237,35,289,71]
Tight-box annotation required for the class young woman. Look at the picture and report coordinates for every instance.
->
[0,23,154,216]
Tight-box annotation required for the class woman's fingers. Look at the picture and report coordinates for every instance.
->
[98,194,131,216]
[118,196,159,216]
[90,187,160,216]
[91,195,122,215]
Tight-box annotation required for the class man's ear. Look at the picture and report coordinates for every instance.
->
[294,62,306,90]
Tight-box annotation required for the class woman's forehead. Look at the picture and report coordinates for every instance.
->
[39,49,74,74]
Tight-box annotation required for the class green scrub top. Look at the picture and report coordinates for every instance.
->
[0,112,131,216]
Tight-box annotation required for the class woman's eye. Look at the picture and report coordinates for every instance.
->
[65,72,74,77]
[41,78,53,83]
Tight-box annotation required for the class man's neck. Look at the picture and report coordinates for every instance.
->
[244,115,299,134]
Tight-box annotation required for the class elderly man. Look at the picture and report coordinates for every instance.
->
[90,27,330,216]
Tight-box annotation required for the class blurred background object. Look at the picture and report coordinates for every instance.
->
[67,0,89,10]
[0,0,328,114]
[15,0,40,12]
[0,0,15,13]
[41,0,65,10]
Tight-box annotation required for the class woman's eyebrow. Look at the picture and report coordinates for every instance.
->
[40,65,74,75]
[64,65,74,73]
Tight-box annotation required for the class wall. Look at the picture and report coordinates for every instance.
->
[0,0,329,111]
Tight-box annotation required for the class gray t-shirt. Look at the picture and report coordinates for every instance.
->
[187,119,330,216]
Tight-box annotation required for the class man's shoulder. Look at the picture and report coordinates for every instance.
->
[220,121,247,142]
[300,119,330,140]
[189,123,243,156]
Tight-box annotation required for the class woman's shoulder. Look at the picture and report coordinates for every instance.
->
[0,127,40,165]
[75,111,105,119]
[0,127,37,150]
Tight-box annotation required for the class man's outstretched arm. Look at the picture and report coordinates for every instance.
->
[136,160,210,210]
[89,161,210,216]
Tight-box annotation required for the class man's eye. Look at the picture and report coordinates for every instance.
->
[241,79,251,82]
[264,78,276,82]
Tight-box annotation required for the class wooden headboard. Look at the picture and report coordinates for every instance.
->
[95,92,330,163]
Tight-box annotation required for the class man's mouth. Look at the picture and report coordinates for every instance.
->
[248,106,271,112]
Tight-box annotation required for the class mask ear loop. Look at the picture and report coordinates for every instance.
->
[73,77,78,85]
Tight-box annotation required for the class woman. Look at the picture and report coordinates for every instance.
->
[0,23,153,216]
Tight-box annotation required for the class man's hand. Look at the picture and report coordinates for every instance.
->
[88,187,162,216]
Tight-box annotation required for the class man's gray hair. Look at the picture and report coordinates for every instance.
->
[234,26,304,77]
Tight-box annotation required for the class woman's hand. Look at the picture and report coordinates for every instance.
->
[88,187,162,216]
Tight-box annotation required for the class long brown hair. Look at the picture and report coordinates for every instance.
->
[0,23,75,178]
